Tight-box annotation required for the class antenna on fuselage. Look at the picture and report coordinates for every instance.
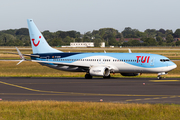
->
[128,48,132,53]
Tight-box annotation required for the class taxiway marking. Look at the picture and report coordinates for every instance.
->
[149,80,180,82]
[125,96,180,102]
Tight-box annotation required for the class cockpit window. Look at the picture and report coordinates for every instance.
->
[160,59,170,62]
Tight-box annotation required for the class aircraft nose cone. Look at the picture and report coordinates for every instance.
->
[169,62,177,70]
[173,63,177,69]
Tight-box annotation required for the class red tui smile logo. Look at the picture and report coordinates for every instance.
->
[32,36,41,47]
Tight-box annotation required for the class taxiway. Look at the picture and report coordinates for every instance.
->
[0,77,180,104]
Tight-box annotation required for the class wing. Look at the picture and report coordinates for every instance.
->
[31,59,116,72]
[31,60,90,69]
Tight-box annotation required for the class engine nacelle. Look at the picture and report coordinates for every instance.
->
[121,73,139,76]
[89,66,110,76]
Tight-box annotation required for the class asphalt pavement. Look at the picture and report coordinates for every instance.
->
[0,77,180,104]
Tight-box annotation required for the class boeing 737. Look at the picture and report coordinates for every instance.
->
[15,19,177,79]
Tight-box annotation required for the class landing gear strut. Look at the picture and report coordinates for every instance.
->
[157,72,167,80]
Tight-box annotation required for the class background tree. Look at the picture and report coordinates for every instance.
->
[176,41,180,46]
[143,38,157,46]
[156,36,163,45]
[122,40,141,46]
[75,38,83,42]
[174,29,180,38]
[144,29,156,38]
[14,39,23,46]
[49,38,63,46]
[0,33,16,45]
[0,29,16,36]
[93,38,102,47]
[122,27,140,38]
[24,40,30,46]
[0,27,177,46]
[15,28,29,36]
[165,29,173,36]
[159,28,166,34]
[108,38,119,46]
[62,36,73,45]
[82,35,91,42]
[42,30,54,41]
[166,34,174,43]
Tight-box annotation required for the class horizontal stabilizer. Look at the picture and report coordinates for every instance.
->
[16,47,25,65]
[128,48,132,53]
[5,52,40,58]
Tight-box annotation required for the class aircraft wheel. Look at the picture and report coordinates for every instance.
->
[157,76,162,80]
[85,74,92,79]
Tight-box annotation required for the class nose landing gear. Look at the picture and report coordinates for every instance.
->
[157,75,162,80]
[157,72,167,80]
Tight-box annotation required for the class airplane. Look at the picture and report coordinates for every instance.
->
[15,19,177,79]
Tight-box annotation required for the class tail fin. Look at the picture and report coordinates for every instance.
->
[27,19,63,54]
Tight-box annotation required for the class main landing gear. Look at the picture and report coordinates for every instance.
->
[85,74,92,79]
[84,73,111,79]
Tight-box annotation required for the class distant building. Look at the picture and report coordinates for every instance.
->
[101,42,105,47]
[70,42,94,47]
[116,38,143,43]
[174,38,180,42]
[62,42,105,47]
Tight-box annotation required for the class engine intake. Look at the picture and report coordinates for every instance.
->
[89,66,110,76]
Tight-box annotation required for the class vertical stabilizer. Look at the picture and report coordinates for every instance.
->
[27,19,62,54]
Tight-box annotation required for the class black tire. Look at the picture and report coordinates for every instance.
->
[85,74,92,79]
[157,76,162,80]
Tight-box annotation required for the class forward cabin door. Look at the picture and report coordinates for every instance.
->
[150,57,155,66]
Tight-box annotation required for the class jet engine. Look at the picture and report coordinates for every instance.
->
[89,66,110,76]
[121,73,139,76]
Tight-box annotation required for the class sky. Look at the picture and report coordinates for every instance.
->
[0,0,180,33]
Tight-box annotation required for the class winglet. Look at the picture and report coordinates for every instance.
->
[128,48,132,53]
[16,47,25,65]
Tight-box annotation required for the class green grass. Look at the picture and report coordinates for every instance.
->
[0,101,180,120]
